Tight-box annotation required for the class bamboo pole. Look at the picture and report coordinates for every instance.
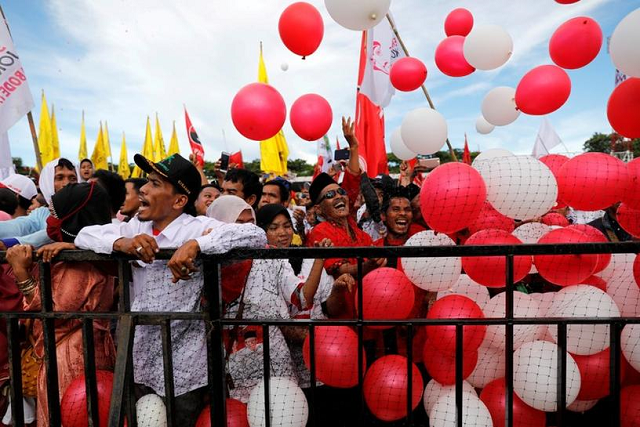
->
[386,14,458,162]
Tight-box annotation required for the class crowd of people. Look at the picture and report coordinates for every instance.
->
[0,116,635,427]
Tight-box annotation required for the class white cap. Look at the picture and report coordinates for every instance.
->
[1,174,37,200]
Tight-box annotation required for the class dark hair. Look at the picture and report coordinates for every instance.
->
[224,168,262,208]
[381,187,412,214]
[199,183,221,195]
[124,178,147,193]
[17,195,32,211]
[0,188,18,215]
[80,158,93,166]
[56,158,76,172]
[93,169,126,216]
[263,179,290,203]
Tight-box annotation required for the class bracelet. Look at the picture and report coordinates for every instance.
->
[16,277,37,295]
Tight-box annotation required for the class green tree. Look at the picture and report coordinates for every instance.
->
[583,132,640,158]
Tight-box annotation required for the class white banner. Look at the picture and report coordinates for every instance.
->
[0,17,34,135]
[0,132,15,179]
[532,117,563,158]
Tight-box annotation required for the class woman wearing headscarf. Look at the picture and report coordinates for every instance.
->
[205,194,255,224]
[5,182,116,426]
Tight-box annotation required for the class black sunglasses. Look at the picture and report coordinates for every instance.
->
[318,187,347,203]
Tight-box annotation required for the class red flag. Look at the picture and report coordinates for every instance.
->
[184,106,205,167]
[229,151,244,169]
[463,134,471,165]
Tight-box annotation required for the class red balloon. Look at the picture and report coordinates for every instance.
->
[608,77,640,139]
[573,348,628,401]
[624,158,640,210]
[426,295,486,355]
[278,2,324,58]
[290,94,332,141]
[618,203,640,238]
[444,8,474,37]
[580,275,607,292]
[420,163,487,234]
[567,224,611,274]
[622,356,640,387]
[423,339,477,385]
[231,83,286,141]
[479,378,546,427]
[515,65,572,115]
[302,326,362,388]
[61,371,113,427]
[621,385,640,427]
[468,202,515,235]
[358,268,415,329]
[534,228,599,286]
[363,355,424,422]
[549,17,602,69]
[541,213,570,227]
[556,152,630,211]
[462,230,532,288]
[390,57,427,92]
[539,154,570,208]
[634,254,640,290]
[555,0,580,3]
[196,399,249,427]
[435,35,475,77]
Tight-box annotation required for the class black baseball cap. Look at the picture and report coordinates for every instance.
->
[134,153,201,201]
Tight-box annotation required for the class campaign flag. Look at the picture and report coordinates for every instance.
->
[103,121,112,159]
[230,151,244,169]
[78,111,87,160]
[0,132,14,179]
[462,133,471,165]
[167,121,180,156]
[131,116,154,178]
[184,106,204,167]
[615,69,628,87]
[153,113,166,162]
[0,17,35,135]
[37,92,53,166]
[50,105,60,159]
[90,122,108,170]
[118,132,130,179]
[532,117,563,158]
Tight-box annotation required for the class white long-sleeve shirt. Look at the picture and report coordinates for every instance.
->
[75,213,267,396]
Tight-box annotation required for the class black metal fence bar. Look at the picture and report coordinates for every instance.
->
[406,322,414,425]
[160,319,175,427]
[308,323,317,427]
[557,323,568,426]
[455,323,464,427]
[262,323,271,427]
[6,317,24,427]
[610,321,622,427]
[505,254,515,427]
[81,318,99,427]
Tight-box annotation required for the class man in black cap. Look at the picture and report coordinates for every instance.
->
[75,153,267,426]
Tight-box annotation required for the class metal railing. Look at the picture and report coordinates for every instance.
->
[1,241,639,427]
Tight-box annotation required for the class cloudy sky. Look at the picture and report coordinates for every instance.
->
[3,0,637,167]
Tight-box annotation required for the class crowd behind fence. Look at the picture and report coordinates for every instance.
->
[1,241,639,427]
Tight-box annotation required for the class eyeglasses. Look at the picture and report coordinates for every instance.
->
[318,187,347,203]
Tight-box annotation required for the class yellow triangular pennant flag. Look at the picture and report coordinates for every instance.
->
[167,121,180,156]
[103,120,112,160]
[50,105,61,159]
[90,122,108,170]
[131,117,154,178]
[78,111,88,161]
[37,91,53,167]
[153,114,166,162]
[118,132,130,179]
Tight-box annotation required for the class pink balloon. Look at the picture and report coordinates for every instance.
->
[278,2,324,58]
[624,158,640,210]
[567,224,611,274]
[444,8,474,37]
[358,268,415,329]
[290,94,332,141]
[426,295,486,355]
[480,378,546,427]
[462,230,532,288]
[541,213,570,227]
[539,154,570,208]
[435,35,475,77]
[608,78,640,139]
[534,228,599,286]
[363,355,424,422]
[423,339,477,385]
[550,17,602,69]
[302,326,362,388]
[420,163,487,234]
[196,399,249,427]
[617,203,640,238]
[556,152,630,211]
[390,57,427,92]
[515,65,572,115]
[231,83,286,141]
[467,202,515,235]
[61,371,113,427]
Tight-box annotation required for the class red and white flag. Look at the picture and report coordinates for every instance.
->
[184,106,205,166]
[0,16,34,135]
[355,13,404,177]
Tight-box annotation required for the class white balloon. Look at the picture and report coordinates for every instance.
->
[529,291,556,341]
[247,377,308,427]
[324,0,390,31]
[429,390,493,427]
[401,108,448,155]
[513,340,581,411]
[437,275,491,308]
[567,398,599,413]
[479,155,558,220]
[136,394,167,427]
[481,87,520,126]
[423,379,476,416]
[472,148,515,166]
[281,62,289,72]
[475,116,495,135]
[621,324,640,373]
[467,345,506,388]
[463,24,513,70]
[601,253,640,317]
[482,291,540,351]
[402,231,461,291]
[610,8,640,78]
[390,127,417,161]
[513,222,553,244]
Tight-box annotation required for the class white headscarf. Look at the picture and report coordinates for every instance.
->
[205,195,255,224]
[38,158,81,205]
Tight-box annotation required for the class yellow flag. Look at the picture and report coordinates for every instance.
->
[131,117,154,178]
[153,114,166,162]
[37,91,53,166]
[50,105,61,159]
[103,121,112,159]
[258,46,288,176]
[168,121,180,156]
[90,122,108,170]
[118,132,130,179]
[78,111,88,160]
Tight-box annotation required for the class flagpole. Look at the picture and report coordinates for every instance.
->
[0,6,43,170]
[385,13,458,162]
